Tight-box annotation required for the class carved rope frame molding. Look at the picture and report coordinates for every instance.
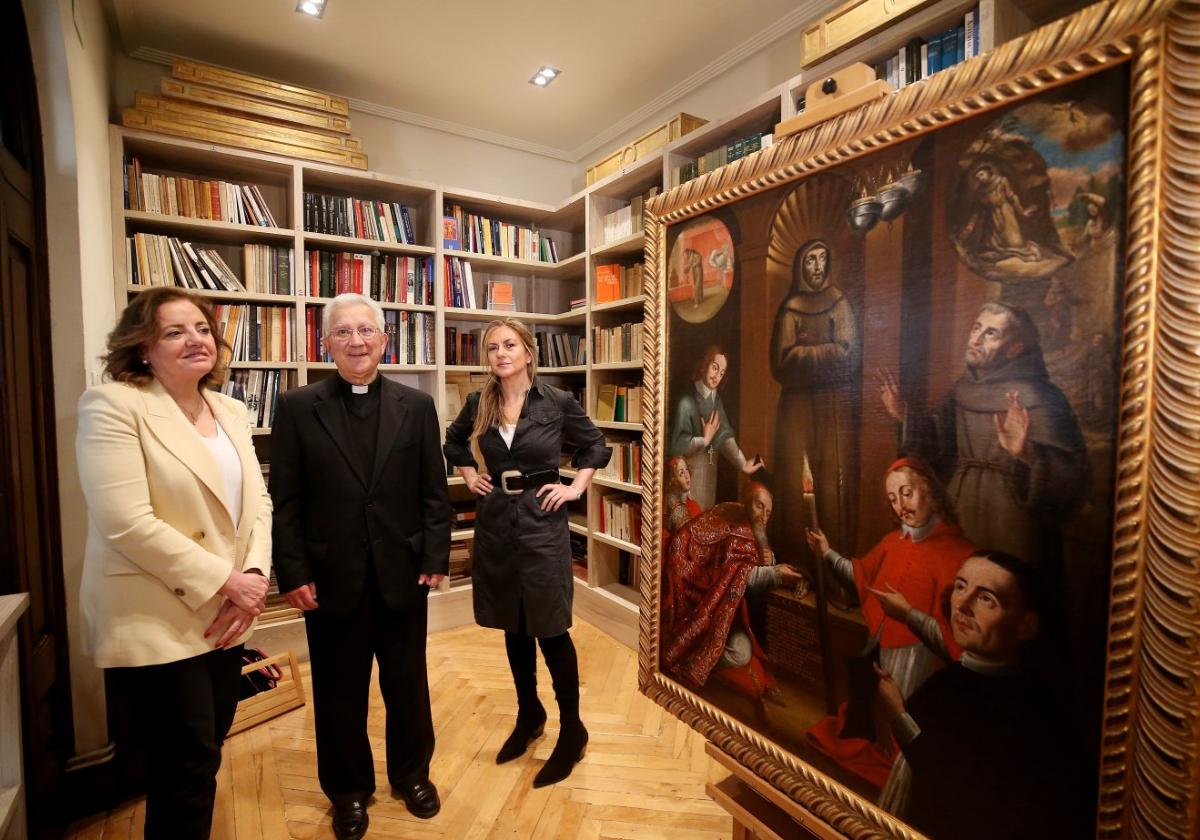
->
[637,0,1200,837]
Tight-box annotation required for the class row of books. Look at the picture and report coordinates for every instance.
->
[123,155,279,227]
[304,251,434,304]
[599,185,660,245]
[875,6,981,89]
[303,192,417,244]
[220,369,290,429]
[445,326,483,367]
[570,533,588,580]
[538,332,586,369]
[595,383,643,424]
[127,233,246,293]
[595,262,644,303]
[443,203,559,263]
[244,245,295,296]
[212,304,295,362]
[448,540,472,583]
[598,439,643,486]
[617,550,640,588]
[674,131,774,186]
[444,372,490,419]
[443,256,479,309]
[304,309,434,365]
[598,496,642,546]
[593,322,644,364]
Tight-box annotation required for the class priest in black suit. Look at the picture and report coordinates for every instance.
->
[270,293,450,840]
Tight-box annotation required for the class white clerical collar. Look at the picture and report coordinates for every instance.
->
[695,381,714,400]
[959,651,1022,676]
[900,514,940,542]
[351,384,369,394]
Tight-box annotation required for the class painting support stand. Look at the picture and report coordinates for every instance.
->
[705,742,841,840]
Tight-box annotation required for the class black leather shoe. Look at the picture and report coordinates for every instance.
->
[393,778,441,819]
[532,723,588,788]
[331,800,368,840]
[497,711,548,764]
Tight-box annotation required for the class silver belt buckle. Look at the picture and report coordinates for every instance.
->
[500,469,523,495]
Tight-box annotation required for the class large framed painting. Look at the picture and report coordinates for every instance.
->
[638,1,1200,837]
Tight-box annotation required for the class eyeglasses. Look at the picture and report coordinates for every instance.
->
[330,326,380,341]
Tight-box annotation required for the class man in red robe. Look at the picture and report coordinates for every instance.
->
[662,482,805,706]
[803,458,976,791]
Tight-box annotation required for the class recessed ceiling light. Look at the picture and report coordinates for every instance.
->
[529,66,560,87]
[297,0,326,18]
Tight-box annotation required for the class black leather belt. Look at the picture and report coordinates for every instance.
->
[500,469,561,495]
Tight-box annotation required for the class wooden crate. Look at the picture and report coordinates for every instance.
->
[586,113,707,185]
[227,650,306,737]
[122,107,368,169]
[134,93,362,152]
[162,79,353,135]
[172,58,349,116]
[800,0,934,68]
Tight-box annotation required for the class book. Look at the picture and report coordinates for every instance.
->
[595,264,622,303]
[442,216,460,250]
[596,383,617,422]
[486,280,515,311]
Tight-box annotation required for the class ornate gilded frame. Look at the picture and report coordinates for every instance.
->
[638,1,1200,837]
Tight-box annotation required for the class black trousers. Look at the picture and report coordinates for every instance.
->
[110,645,244,840]
[305,581,435,805]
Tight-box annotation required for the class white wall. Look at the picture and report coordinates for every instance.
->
[24,0,117,760]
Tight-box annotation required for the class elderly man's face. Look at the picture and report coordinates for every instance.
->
[325,303,386,383]
[800,244,829,291]
[965,310,1021,369]
[746,487,773,528]
[949,556,1038,663]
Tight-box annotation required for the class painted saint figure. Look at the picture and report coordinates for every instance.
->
[879,301,1087,584]
[769,239,860,591]
[802,458,976,792]
[955,163,1043,263]
[662,483,807,711]
[669,345,764,511]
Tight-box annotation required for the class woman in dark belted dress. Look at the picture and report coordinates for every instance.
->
[444,318,610,788]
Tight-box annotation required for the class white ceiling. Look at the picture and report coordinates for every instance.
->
[107,0,821,161]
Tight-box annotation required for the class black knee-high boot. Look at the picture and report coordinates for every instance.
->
[497,618,547,764]
[533,631,587,788]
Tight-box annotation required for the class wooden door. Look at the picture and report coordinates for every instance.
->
[1,1,74,836]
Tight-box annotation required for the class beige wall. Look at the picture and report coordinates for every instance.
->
[24,0,117,760]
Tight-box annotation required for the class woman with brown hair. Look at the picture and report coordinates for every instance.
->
[76,287,272,839]
[443,318,610,788]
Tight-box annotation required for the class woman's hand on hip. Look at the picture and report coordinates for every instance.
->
[219,568,269,614]
[204,601,256,649]
[536,483,581,512]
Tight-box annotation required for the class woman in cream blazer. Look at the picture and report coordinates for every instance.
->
[77,288,271,839]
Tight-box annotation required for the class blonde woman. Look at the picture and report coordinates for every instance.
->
[444,318,610,787]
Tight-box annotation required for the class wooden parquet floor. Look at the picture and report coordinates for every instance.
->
[67,619,731,839]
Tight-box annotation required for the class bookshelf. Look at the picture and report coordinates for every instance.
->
[109,124,641,639]
[108,0,1068,644]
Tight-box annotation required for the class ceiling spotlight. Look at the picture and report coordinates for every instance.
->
[529,66,560,87]
[297,0,326,18]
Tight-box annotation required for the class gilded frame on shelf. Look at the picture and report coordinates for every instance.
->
[638,1,1200,837]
